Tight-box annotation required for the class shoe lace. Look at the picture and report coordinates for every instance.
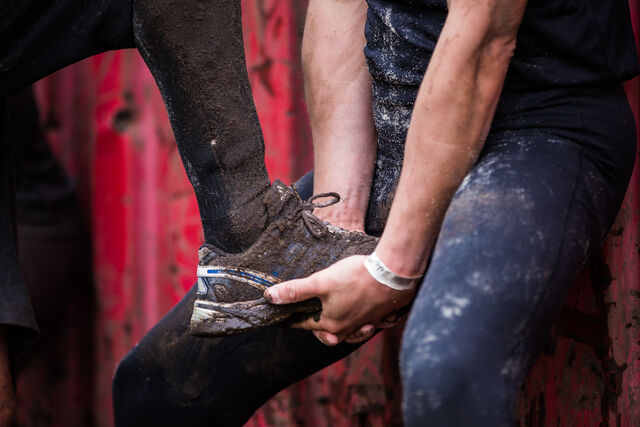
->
[300,192,341,238]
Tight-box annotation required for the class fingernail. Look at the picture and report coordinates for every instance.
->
[317,332,338,346]
[264,288,280,303]
[361,324,375,334]
[385,313,399,323]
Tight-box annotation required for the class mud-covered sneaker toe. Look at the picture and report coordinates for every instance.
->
[189,180,378,337]
[191,262,322,336]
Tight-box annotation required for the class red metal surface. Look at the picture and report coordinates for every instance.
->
[242,0,313,183]
[14,1,640,425]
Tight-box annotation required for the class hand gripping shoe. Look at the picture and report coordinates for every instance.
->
[190,180,378,337]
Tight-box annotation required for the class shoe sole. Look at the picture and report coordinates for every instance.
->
[190,266,321,337]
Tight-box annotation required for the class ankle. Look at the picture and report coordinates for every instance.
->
[314,206,365,232]
[201,189,269,253]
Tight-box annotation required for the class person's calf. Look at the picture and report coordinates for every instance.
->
[132,0,271,252]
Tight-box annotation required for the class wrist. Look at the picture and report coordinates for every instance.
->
[312,174,372,233]
[364,250,422,291]
[375,240,428,279]
[312,198,367,232]
[315,211,365,232]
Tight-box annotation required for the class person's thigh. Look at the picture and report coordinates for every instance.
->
[401,126,634,426]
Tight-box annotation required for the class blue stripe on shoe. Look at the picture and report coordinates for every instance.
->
[207,269,275,287]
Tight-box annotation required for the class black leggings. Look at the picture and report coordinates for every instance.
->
[113,84,635,426]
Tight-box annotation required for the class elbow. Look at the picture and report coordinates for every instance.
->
[481,5,525,63]
[482,34,517,66]
[447,1,524,64]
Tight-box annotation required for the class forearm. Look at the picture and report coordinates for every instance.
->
[377,1,527,276]
[303,0,376,231]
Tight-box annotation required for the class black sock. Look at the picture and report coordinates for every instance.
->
[133,0,271,252]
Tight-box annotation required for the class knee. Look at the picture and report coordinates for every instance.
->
[400,332,471,418]
[112,346,164,426]
[112,349,139,420]
[400,331,517,427]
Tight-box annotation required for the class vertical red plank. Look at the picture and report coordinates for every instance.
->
[242,0,313,183]
[90,51,136,427]
[89,49,204,425]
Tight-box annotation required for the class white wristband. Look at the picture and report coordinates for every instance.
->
[364,251,420,291]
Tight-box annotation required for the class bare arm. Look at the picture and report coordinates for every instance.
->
[377,0,528,277]
[267,0,528,343]
[303,0,376,232]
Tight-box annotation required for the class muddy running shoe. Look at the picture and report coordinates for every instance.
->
[189,180,378,337]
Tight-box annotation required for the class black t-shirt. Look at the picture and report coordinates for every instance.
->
[362,0,639,235]
[365,0,640,101]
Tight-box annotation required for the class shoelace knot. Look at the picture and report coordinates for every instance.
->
[300,192,340,238]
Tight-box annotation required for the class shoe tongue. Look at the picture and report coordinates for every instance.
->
[263,180,300,220]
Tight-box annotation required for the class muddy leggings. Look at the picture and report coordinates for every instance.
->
[113,84,636,425]
[1,0,271,357]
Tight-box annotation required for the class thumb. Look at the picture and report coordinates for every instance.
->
[264,276,321,305]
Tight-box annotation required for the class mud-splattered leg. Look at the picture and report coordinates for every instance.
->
[400,123,635,427]
[133,0,271,252]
